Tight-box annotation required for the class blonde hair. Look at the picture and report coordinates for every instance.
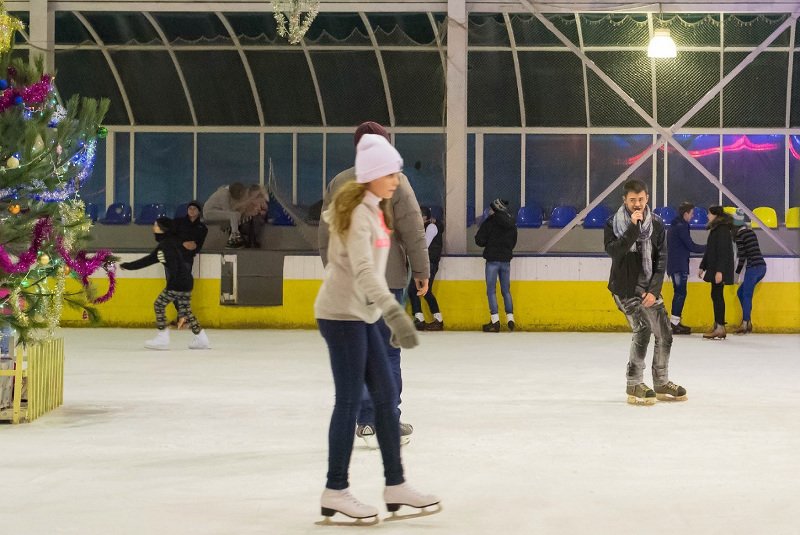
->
[329,181,393,237]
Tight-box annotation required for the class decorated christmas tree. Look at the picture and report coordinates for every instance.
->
[0,9,114,346]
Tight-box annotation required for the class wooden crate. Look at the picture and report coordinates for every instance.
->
[0,338,64,424]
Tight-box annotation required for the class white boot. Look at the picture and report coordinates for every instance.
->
[318,488,378,526]
[189,329,210,350]
[144,329,170,350]
[384,482,441,520]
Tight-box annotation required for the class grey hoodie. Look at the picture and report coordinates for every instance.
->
[318,167,430,289]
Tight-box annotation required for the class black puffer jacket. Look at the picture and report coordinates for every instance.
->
[603,214,667,299]
[120,234,194,292]
[475,210,518,262]
[700,215,735,285]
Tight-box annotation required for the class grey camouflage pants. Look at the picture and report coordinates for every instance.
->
[614,295,673,387]
[155,290,201,335]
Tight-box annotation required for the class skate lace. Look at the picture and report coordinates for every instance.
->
[342,490,365,507]
[663,381,677,391]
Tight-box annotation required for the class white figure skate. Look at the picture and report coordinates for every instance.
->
[188,329,211,350]
[316,488,379,526]
[144,329,170,350]
[384,483,442,521]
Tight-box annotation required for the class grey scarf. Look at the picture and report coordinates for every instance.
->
[612,204,653,283]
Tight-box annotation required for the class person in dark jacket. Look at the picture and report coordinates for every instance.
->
[408,207,444,331]
[119,217,210,351]
[175,200,208,266]
[667,202,706,335]
[475,198,517,332]
[732,208,766,334]
[699,206,735,340]
[604,180,686,405]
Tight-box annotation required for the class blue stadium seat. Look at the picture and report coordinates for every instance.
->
[583,205,610,229]
[99,203,132,225]
[174,203,189,219]
[84,202,99,223]
[548,206,578,228]
[136,203,167,225]
[654,206,678,225]
[689,206,708,229]
[516,205,543,228]
[268,201,294,226]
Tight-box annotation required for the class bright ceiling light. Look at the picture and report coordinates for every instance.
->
[648,28,677,58]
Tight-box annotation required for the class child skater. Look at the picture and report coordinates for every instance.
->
[119,217,210,350]
[314,134,441,525]
[408,206,444,331]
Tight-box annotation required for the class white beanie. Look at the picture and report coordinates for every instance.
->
[355,134,403,183]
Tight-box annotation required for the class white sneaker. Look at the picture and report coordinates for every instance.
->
[384,483,441,520]
[144,329,170,350]
[188,330,210,350]
[318,488,378,525]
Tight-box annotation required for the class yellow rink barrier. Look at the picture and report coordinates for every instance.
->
[0,338,64,424]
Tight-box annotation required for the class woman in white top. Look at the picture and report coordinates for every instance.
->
[314,134,440,525]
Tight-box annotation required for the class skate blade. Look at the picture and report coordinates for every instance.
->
[315,515,379,527]
[384,503,442,522]
[400,435,411,447]
[626,395,656,406]
[656,393,688,401]
[355,436,379,450]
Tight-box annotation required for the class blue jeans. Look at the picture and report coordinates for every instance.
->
[358,288,404,425]
[737,264,767,322]
[318,319,405,490]
[485,261,513,315]
[670,272,689,318]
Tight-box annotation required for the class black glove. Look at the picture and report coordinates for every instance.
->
[382,301,419,349]
[119,262,129,270]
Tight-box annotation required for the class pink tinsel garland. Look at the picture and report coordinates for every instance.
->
[0,74,53,113]
[0,218,52,273]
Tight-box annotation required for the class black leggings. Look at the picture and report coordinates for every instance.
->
[710,282,726,325]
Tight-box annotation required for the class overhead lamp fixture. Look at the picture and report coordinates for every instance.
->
[648,4,677,58]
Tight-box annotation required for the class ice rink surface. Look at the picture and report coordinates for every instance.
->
[3,328,799,534]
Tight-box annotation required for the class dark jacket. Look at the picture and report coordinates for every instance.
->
[175,216,208,262]
[475,210,517,262]
[427,220,444,265]
[700,215,735,285]
[667,216,706,275]
[604,214,667,299]
[120,234,194,292]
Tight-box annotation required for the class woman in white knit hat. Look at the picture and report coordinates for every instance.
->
[314,134,441,525]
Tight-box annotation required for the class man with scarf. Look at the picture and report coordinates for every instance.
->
[604,180,686,405]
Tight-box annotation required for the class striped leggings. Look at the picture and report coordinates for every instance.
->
[154,290,201,334]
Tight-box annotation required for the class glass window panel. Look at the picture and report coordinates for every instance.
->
[12,12,29,45]
[483,135,521,212]
[587,52,652,127]
[790,136,800,210]
[655,52,720,128]
[724,15,791,47]
[395,134,445,209]
[10,48,27,64]
[152,13,230,44]
[518,51,585,127]
[661,14,720,47]
[80,137,107,209]
[468,51,520,126]
[297,134,323,207]
[721,135,785,214]
[264,134,293,215]
[467,133,475,223]
[590,135,653,213]
[667,134,721,210]
[311,51,389,126]
[55,51,129,125]
[468,14,509,46]
[246,51,321,126]
[368,14,436,46]
[114,132,130,206]
[382,52,444,126]
[791,52,800,127]
[175,51,258,125]
[525,135,586,215]
[304,14,370,45]
[224,12,278,44]
[111,51,192,125]
[723,52,788,127]
[55,12,93,44]
[197,134,260,203]
[580,14,649,46]
[511,13,579,46]
[82,13,161,45]
[134,133,193,217]
[326,134,354,185]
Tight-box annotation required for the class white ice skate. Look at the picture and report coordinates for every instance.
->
[399,422,413,446]
[383,483,442,521]
[188,330,211,350]
[144,329,170,350]
[316,488,379,526]
[356,424,379,449]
